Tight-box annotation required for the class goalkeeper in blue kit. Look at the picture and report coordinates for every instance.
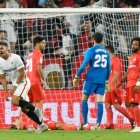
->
[73,32,111,130]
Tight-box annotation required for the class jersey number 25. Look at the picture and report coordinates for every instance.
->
[93,54,107,68]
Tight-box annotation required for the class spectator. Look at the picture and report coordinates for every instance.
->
[0,30,10,49]
[0,18,17,53]
[23,32,39,60]
[38,0,58,8]
[6,0,21,8]
[0,0,6,8]
[26,0,36,8]
[78,19,93,54]
[59,0,74,7]
[53,26,74,89]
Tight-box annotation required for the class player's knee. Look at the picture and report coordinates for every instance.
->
[82,94,89,100]
[12,96,20,106]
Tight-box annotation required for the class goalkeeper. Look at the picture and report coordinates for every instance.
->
[73,32,111,130]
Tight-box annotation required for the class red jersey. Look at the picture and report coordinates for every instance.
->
[26,49,43,85]
[108,55,122,89]
[127,52,140,87]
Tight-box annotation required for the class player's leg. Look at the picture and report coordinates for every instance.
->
[111,90,135,128]
[31,84,44,117]
[114,104,135,128]
[27,84,44,130]
[82,94,89,125]
[96,85,105,125]
[12,81,47,132]
[129,103,140,132]
[125,87,135,120]
[27,84,47,132]
[105,92,114,129]
[11,80,36,112]
[91,84,105,130]
[129,87,140,132]
[81,81,93,126]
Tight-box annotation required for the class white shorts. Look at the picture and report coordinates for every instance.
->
[14,77,31,101]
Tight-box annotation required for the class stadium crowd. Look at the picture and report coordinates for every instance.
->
[0,0,140,8]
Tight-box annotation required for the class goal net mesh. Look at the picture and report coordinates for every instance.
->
[0,7,139,129]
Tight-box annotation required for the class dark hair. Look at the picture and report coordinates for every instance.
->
[33,36,45,46]
[105,45,114,53]
[0,30,7,34]
[0,41,8,47]
[131,37,140,47]
[92,32,103,43]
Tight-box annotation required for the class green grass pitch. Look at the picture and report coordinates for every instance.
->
[0,129,140,140]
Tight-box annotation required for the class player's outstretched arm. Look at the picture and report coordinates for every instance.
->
[73,50,90,87]
[0,74,9,101]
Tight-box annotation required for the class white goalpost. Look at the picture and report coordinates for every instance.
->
[0,7,140,129]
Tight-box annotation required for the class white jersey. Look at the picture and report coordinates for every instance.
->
[0,53,25,85]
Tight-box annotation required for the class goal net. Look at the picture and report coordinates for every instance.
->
[0,7,139,129]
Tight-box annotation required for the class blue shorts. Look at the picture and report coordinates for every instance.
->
[82,81,105,96]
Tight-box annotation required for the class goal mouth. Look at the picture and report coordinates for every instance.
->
[0,6,139,129]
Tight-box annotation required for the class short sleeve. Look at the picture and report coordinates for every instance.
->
[0,66,4,74]
[113,57,121,71]
[15,55,25,70]
[0,59,4,74]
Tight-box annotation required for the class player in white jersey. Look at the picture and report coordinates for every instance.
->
[0,41,47,133]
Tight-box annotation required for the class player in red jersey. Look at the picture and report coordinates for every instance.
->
[105,45,135,129]
[45,121,78,130]
[11,119,79,131]
[26,36,46,105]
[117,37,140,132]
[26,36,47,130]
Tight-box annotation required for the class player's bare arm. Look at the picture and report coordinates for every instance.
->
[116,72,127,89]
[37,64,46,88]
[108,71,119,91]
[0,74,8,100]
[11,68,25,94]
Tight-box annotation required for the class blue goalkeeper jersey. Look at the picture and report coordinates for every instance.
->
[77,45,111,84]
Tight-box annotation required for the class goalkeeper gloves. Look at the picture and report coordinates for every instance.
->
[73,75,79,86]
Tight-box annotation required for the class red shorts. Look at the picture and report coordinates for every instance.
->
[62,124,77,130]
[28,84,44,103]
[105,89,122,105]
[125,86,140,104]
